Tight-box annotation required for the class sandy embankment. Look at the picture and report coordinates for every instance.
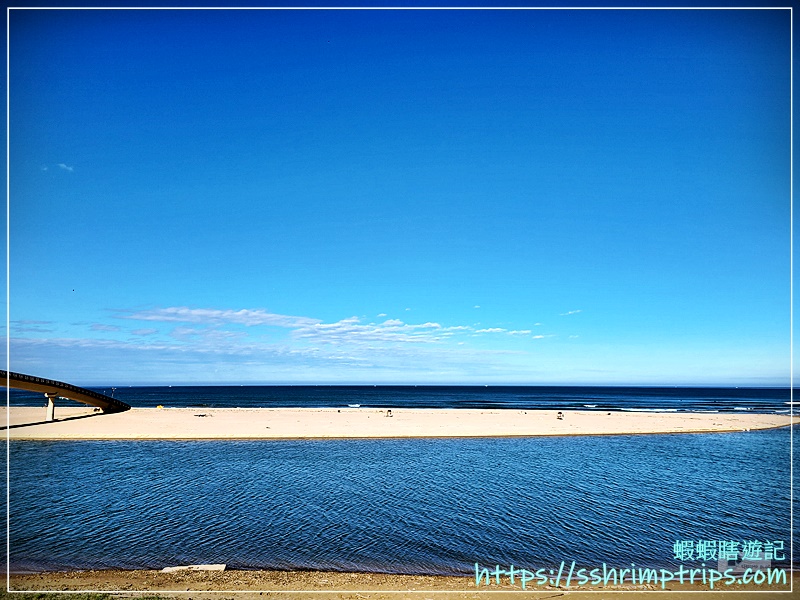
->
[9,567,795,598]
[5,406,797,440]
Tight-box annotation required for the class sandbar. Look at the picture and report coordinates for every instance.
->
[5,406,797,440]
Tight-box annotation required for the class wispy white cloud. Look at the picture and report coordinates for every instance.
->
[107,306,559,353]
[292,316,449,346]
[16,305,565,382]
[170,326,203,340]
[167,326,251,346]
[116,306,320,328]
[382,318,404,326]
[57,163,74,172]
[90,323,121,332]
[560,309,582,316]
[131,328,158,336]
[11,320,56,333]
[10,331,528,384]
[114,308,462,349]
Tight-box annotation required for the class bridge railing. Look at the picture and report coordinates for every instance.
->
[3,370,131,412]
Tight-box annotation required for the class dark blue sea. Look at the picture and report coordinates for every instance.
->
[7,386,796,575]
[8,384,796,413]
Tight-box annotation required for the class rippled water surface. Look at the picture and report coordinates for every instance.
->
[9,427,793,574]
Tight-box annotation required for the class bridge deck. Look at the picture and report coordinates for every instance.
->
[3,370,131,413]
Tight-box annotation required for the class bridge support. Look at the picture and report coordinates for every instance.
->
[45,392,58,422]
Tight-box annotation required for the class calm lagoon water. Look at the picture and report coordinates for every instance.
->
[9,425,794,575]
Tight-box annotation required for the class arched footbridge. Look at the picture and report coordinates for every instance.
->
[3,370,131,421]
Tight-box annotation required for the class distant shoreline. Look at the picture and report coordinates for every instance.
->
[7,406,797,440]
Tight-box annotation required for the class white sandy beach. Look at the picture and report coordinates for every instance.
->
[5,406,797,440]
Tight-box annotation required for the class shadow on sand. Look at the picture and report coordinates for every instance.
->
[2,411,106,430]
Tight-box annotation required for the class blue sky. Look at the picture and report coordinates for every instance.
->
[6,7,792,386]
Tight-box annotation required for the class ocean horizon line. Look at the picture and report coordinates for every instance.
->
[62,382,795,389]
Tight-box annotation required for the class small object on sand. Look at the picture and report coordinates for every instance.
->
[557,411,564,420]
[194,414,209,417]
[161,564,226,573]
[386,409,393,417]
[157,405,164,409]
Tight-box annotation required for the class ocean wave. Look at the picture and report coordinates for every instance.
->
[620,408,679,412]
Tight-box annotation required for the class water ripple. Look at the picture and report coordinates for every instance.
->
[9,430,792,574]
